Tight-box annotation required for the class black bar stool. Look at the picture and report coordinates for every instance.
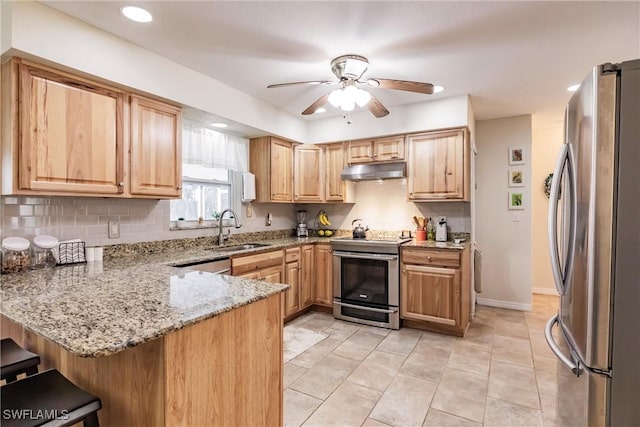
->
[1,338,40,383]
[1,369,102,427]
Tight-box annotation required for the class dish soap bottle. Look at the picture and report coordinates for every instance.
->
[426,217,436,240]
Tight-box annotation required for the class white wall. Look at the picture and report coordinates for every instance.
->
[475,115,532,311]
[531,113,564,295]
[1,1,307,143]
[306,96,470,143]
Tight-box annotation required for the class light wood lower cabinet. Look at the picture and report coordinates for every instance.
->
[314,243,333,307]
[284,247,301,317]
[400,246,470,336]
[300,245,315,308]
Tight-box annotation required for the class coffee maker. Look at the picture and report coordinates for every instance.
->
[296,210,308,237]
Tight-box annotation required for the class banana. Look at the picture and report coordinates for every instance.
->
[321,212,331,227]
[318,211,328,226]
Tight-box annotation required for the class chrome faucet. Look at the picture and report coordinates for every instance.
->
[218,208,241,247]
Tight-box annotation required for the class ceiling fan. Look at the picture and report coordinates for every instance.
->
[267,54,435,118]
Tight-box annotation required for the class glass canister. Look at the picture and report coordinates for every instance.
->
[1,237,31,274]
[32,235,59,268]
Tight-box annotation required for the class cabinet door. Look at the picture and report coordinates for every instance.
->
[18,64,125,194]
[401,264,460,326]
[261,265,284,284]
[130,95,182,198]
[284,261,301,317]
[407,129,467,200]
[294,144,324,202]
[325,143,346,202]
[270,138,293,202]
[373,136,405,161]
[348,140,373,164]
[300,245,315,308]
[314,244,333,306]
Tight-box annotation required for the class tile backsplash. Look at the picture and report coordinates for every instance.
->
[0,196,297,247]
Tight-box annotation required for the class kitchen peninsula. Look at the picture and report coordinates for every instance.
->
[0,247,288,426]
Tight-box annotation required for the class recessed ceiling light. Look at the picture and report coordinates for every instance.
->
[433,85,444,94]
[121,6,153,23]
[567,84,580,92]
[211,122,228,128]
[314,108,326,114]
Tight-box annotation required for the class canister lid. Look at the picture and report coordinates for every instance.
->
[2,237,30,251]
[33,235,59,249]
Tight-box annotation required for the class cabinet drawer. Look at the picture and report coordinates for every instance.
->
[285,247,301,263]
[231,250,283,276]
[402,248,460,268]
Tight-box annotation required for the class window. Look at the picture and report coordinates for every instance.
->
[170,165,231,222]
[171,123,249,226]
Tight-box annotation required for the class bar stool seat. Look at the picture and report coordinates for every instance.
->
[1,369,102,427]
[1,338,40,383]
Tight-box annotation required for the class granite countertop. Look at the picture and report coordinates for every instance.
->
[0,239,315,358]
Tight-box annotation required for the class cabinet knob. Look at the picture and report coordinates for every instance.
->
[427,256,432,261]
[177,186,182,190]
[118,182,124,187]
[372,154,377,157]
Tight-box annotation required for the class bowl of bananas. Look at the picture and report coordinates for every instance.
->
[315,210,334,237]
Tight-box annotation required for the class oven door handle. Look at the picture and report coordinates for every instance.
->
[334,301,399,314]
[333,251,398,261]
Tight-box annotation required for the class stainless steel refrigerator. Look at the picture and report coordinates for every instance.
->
[545,59,640,426]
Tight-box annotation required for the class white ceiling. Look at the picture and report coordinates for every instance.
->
[42,1,639,122]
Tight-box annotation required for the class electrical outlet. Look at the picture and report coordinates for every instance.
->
[511,212,521,222]
[108,220,120,238]
[265,212,272,226]
[246,205,253,217]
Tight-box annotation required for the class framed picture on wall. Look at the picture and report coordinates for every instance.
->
[508,191,525,210]
[508,147,525,165]
[508,167,525,187]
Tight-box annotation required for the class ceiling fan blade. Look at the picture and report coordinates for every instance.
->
[366,78,434,95]
[267,80,334,89]
[367,94,389,118]
[301,93,330,115]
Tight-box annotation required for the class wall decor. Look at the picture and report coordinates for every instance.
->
[544,173,553,198]
[508,191,524,210]
[508,147,525,165]
[508,167,525,187]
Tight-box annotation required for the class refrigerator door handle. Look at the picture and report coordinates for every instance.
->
[548,144,569,295]
[545,314,583,376]
[548,144,577,296]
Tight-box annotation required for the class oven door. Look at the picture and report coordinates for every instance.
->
[332,250,399,329]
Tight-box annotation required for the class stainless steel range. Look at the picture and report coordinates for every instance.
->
[331,236,411,329]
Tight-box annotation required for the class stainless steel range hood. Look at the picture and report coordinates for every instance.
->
[340,162,407,181]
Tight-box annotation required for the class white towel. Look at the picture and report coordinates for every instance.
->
[474,249,483,293]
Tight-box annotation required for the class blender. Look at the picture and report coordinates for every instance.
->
[296,210,308,237]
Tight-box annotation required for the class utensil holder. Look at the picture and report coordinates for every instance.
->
[415,230,426,241]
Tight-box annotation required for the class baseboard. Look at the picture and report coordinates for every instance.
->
[532,287,559,296]
[476,297,532,312]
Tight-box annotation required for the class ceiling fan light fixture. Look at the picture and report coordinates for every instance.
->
[355,88,371,107]
[328,89,344,108]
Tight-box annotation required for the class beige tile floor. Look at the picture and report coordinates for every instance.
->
[284,294,570,427]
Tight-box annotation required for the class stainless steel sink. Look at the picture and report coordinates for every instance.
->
[212,243,271,252]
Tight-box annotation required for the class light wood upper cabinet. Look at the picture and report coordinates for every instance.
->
[250,136,294,202]
[130,95,182,198]
[314,243,333,307]
[348,136,405,164]
[294,144,324,202]
[1,58,182,199]
[16,61,126,195]
[407,128,470,201]
[324,142,349,202]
